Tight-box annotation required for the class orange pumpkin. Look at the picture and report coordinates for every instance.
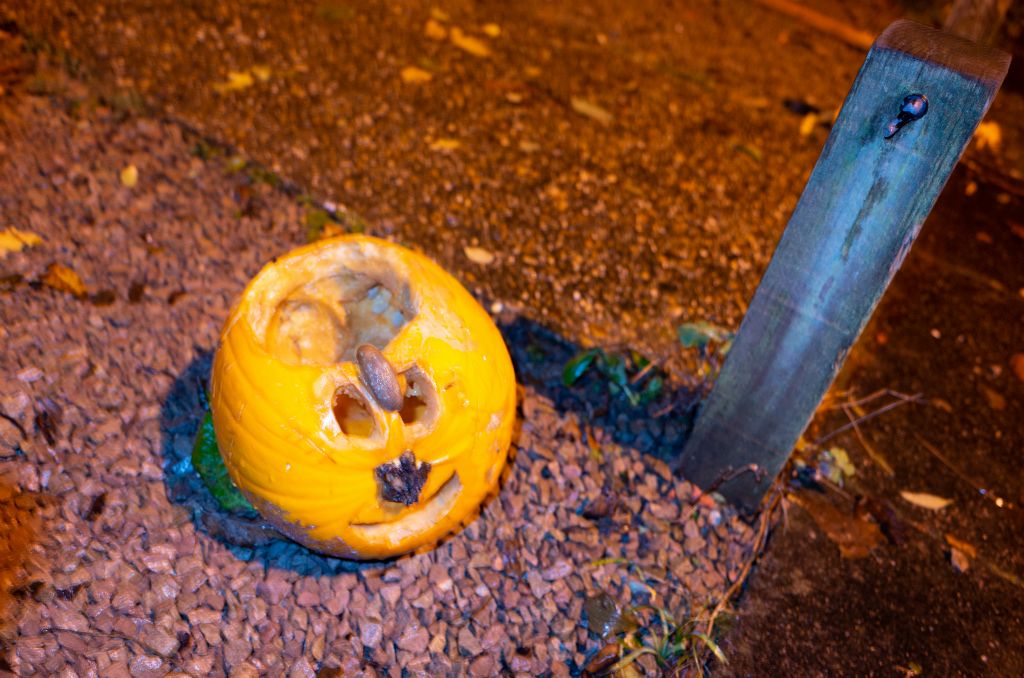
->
[210,235,516,559]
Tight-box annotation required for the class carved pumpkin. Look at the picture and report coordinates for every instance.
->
[210,235,516,559]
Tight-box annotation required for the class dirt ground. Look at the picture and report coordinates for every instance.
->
[1,0,1023,675]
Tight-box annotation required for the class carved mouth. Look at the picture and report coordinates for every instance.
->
[350,472,463,546]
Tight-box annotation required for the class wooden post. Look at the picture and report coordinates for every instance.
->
[673,20,1009,511]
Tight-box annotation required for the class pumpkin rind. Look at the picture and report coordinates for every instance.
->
[210,235,516,559]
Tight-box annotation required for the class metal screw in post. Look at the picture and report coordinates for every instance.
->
[883,93,928,139]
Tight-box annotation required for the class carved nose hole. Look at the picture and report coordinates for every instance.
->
[333,389,376,437]
[400,393,428,425]
[398,367,439,430]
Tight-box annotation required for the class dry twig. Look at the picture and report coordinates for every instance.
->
[698,488,783,669]
[815,390,922,445]
[751,0,875,50]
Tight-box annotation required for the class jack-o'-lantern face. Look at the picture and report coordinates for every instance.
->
[210,236,516,559]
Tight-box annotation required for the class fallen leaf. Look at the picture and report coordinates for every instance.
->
[857,495,909,546]
[320,222,347,239]
[570,97,613,124]
[973,121,1001,151]
[984,560,1024,589]
[250,65,272,82]
[400,66,433,84]
[980,385,1006,411]
[734,143,763,162]
[0,229,43,257]
[429,138,461,151]
[786,493,884,557]
[584,643,620,675]
[820,446,855,484]
[897,661,924,677]
[799,112,818,137]
[482,23,501,37]
[518,140,540,153]
[214,70,254,93]
[899,491,952,511]
[677,321,733,349]
[582,591,637,638]
[563,349,599,386]
[1011,354,1024,383]
[42,263,87,298]
[1011,222,1024,241]
[424,18,447,40]
[120,164,138,188]
[944,533,977,559]
[464,246,495,265]
[89,289,116,306]
[950,547,971,572]
[449,27,491,57]
[430,7,450,22]
[789,490,883,558]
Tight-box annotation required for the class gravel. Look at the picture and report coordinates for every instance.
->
[0,93,759,675]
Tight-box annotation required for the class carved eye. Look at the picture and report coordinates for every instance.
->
[398,366,439,431]
[332,387,376,438]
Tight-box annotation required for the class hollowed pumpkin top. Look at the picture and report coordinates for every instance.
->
[210,235,516,559]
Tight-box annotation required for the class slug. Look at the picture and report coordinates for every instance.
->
[356,344,404,412]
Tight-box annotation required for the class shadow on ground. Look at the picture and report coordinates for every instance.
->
[158,315,701,574]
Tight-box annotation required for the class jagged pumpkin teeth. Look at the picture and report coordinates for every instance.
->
[210,235,516,559]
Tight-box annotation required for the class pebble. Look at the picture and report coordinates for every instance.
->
[229,663,261,678]
[360,621,383,649]
[223,639,252,668]
[457,626,483,656]
[128,655,163,676]
[379,584,402,606]
[259,571,293,605]
[396,624,429,654]
[50,609,90,633]
[140,625,180,657]
[295,589,319,607]
[16,366,43,382]
[469,654,496,675]
[287,657,316,678]
[541,560,573,581]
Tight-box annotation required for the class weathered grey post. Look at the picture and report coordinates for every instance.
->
[673,20,1009,511]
